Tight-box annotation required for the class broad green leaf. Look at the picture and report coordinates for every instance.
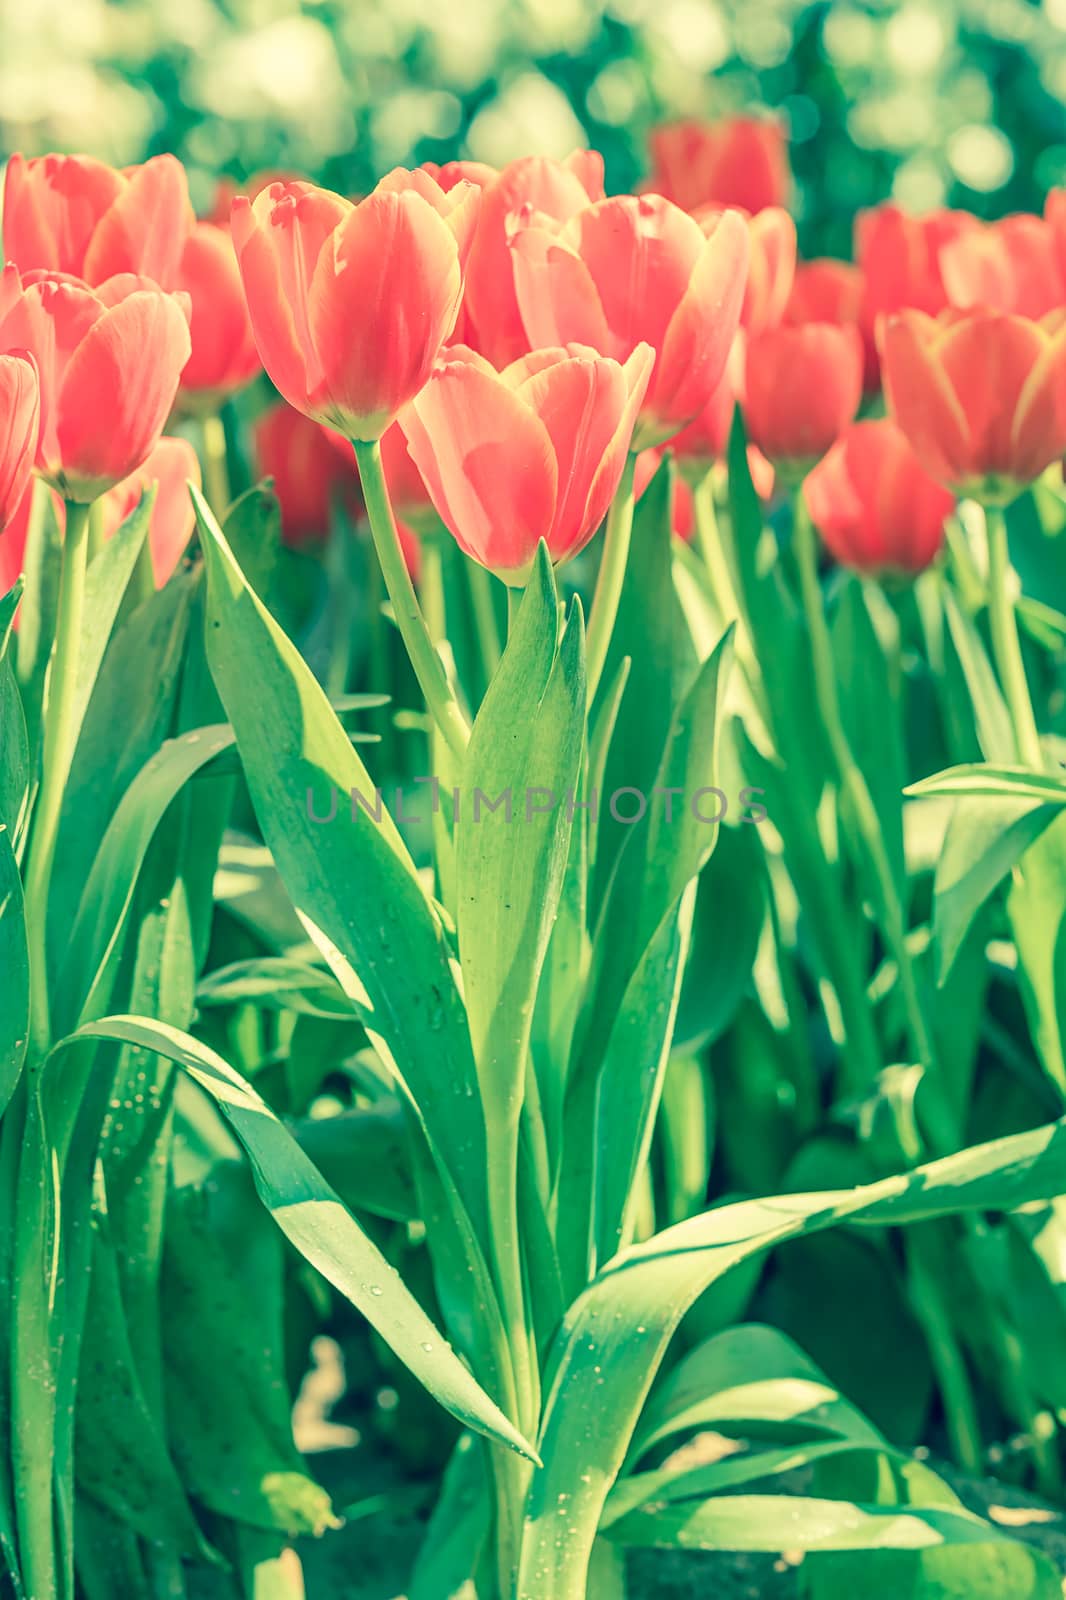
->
[197,957,356,1019]
[68,490,154,757]
[294,1103,418,1223]
[0,579,22,657]
[408,1434,489,1600]
[631,1324,882,1463]
[192,486,495,1268]
[1007,814,1066,1096]
[0,657,28,854]
[56,724,235,1035]
[604,1494,1020,1554]
[456,545,585,1139]
[15,482,63,757]
[0,824,28,1113]
[161,1144,336,1536]
[67,1015,537,1465]
[51,571,197,962]
[674,821,766,1052]
[516,1117,1066,1598]
[592,455,697,909]
[907,765,1066,805]
[566,631,733,1276]
[929,795,1060,985]
[940,584,1015,765]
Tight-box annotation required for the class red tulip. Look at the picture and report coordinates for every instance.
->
[856,205,978,355]
[509,194,749,449]
[882,307,1066,503]
[744,323,863,470]
[0,266,191,502]
[232,171,479,441]
[3,152,194,287]
[255,404,362,548]
[785,257,877,393]
[646,117,790,216]
[400,342,654,583]
[460,152,604,367]
[100,436,201,586]
[0,354,40,534]
[176,221,260,403]
[939,215,1066,319]
[633,448,696,541]
[804,419,953,576]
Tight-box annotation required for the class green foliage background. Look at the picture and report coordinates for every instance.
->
[2,0,1065,253]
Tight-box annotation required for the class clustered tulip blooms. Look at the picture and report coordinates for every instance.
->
[509,193,750,448]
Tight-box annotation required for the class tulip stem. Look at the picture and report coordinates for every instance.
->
[985,504,1043,769]
[466,557,502,677]
[585,451,636,704]
[793,495,940,1083]
[24,498,92,1058]
[201,413,231,518]
[354,439,470,762]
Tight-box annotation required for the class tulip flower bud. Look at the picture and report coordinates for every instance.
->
[743,323,863,473]
[232,172,480,442]
[0,265,191,503]
[804,420,953,577]
[400,342,653,584]
[785,258,878,392]
[882,307,1066,505]
[509,193,750,450]
[646,116,791,216]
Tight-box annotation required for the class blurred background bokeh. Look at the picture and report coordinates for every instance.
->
[2,0,1065,253]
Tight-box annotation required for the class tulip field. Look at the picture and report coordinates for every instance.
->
[7,15,1066,1599]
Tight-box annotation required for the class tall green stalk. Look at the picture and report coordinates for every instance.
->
[984,503,1043,769]
[354,439,470,762]
[585,452,636,704]
[23,499,92,1060]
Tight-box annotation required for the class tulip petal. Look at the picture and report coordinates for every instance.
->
[509,226,610,352]
[307,190,462,440]
[401,361,557,576]
[649,208,750,442]
[178,221,260,395]
[82,154,193,287]
[935,313,1048,482]
[882,312,971,487]
[55,290,191,498]
[568,196,706,359]
[584,342,656,531]
[0,354,39,533]
[515,353,628,557]
[3,153,125,276]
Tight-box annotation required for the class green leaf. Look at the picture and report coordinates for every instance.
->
[192,485,495,1269]
[14,483,63,758]
[940,585,1015,765]
[69,489,154,755]
[0,580,22,659]
[604,1494,1019,1553]
[196,957,357,1019]
[0,824,28,1115]
[516,1117,1066,1598]
[907,765,1066,805]
[66,1015,538,1465]
[456,545,585,1133]
[930,795,1061,986]
[408,1434,489,1600]
[1007,815,1066,1096]
[0,655,28,852]
[674,821,766,1052]
[56,724,235,1035]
